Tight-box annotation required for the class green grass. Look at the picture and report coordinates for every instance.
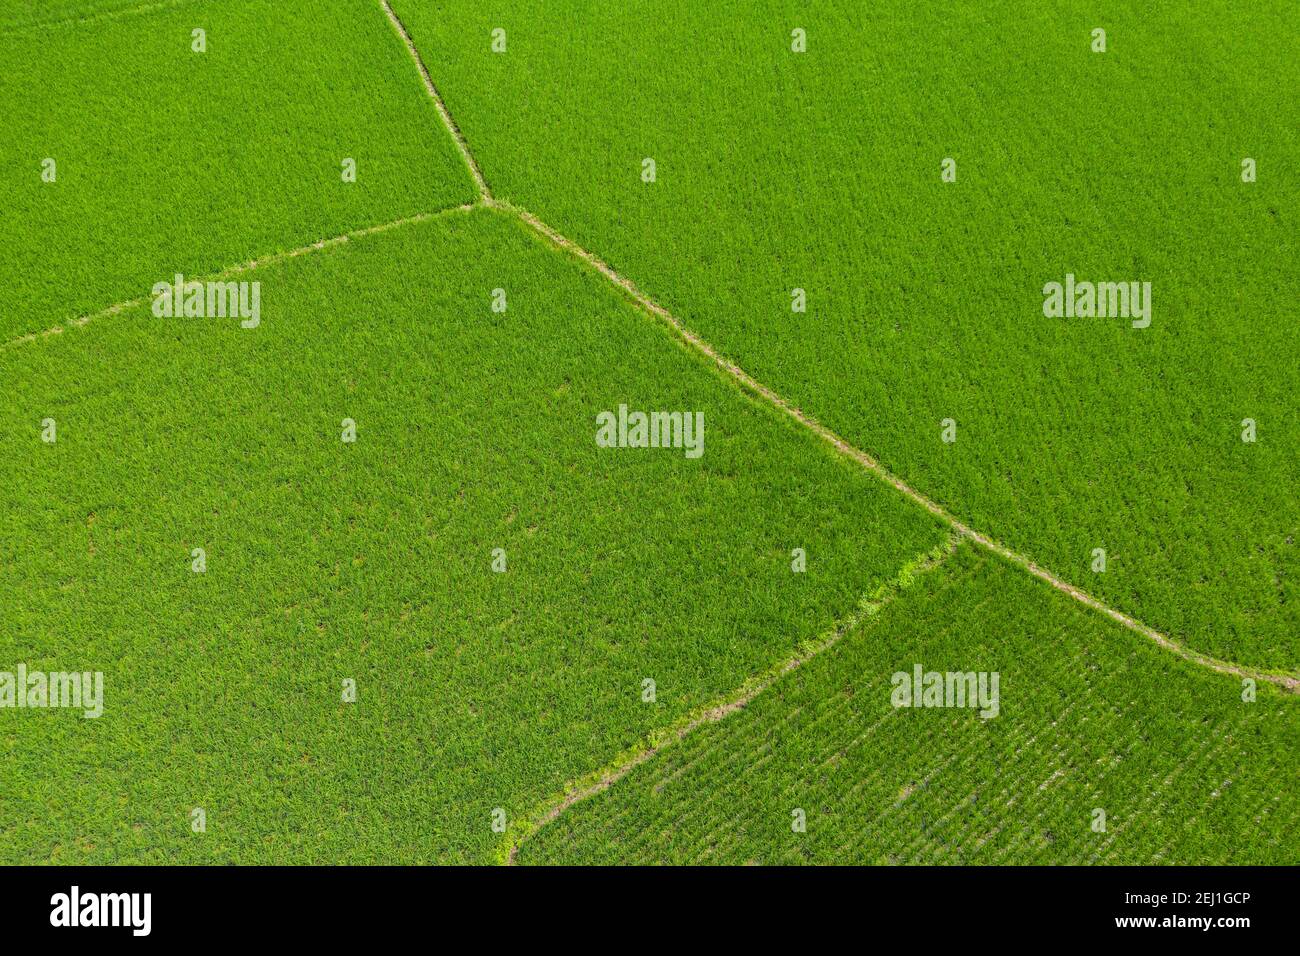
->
[0,207,945,862]
[0,0,474,340]
[519,544,1299,865]
[0,0,171,29]
[391,0,1300,671]
[4,0,1293,868]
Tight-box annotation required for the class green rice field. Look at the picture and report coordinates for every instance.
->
[1,0,1295,867]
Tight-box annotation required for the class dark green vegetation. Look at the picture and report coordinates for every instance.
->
[1,0,472,340]
[521,545,1298,865]
[392,0,1300,670]
[0,207,946,862]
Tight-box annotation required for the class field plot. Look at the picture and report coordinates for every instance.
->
[0,208,946,862]
[520,545,1299,865]
[0,0,473,340]
[392,0,1300,670]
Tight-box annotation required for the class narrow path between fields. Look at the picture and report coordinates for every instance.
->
[0,205,475,352]
[502,194,1300,696]
[504,535,963,864]
[0,0,200,35]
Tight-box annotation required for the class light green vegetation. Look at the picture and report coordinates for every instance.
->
[0,207,945,862]
[0,0,474,340]
[520,544,1299,865]
[392,0,1300,670]
[0,1,169,30]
